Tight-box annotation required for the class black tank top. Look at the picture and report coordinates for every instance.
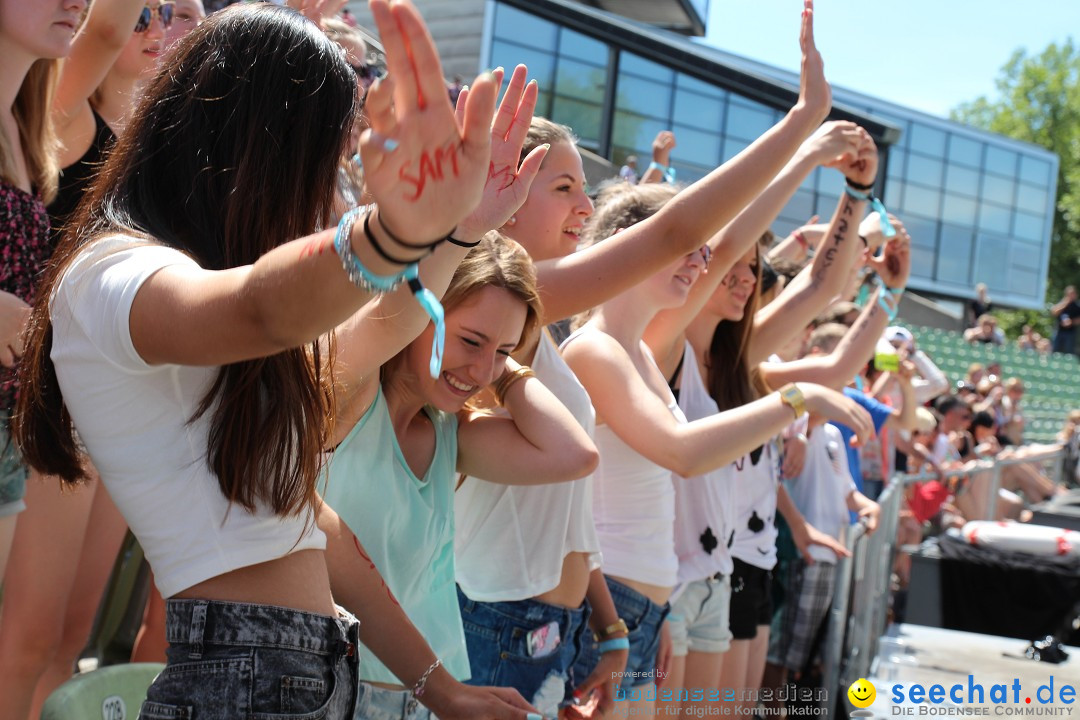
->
[47,110,116,247]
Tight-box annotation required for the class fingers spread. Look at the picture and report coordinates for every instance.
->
[460,72,498,155]
[391,0,448,111]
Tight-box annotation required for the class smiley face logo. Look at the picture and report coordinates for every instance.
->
[848,678,876,708]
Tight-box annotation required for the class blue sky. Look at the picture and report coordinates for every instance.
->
[700,1,1080,118]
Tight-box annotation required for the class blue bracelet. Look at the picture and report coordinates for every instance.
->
[843,185,896,238]
[648,160,676,183]
[598,637,630,654]
[334,206,447,378]
[874,277,901,321]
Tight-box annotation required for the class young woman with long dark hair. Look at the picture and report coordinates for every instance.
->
[13,3,538,718]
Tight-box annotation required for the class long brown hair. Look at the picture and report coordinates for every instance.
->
[706,245,770,412]
[0,59,61,202]
[14,4,356,517]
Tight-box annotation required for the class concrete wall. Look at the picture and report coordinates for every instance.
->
[343,0,487,82]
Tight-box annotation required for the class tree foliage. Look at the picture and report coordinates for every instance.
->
[951,40,1080,305]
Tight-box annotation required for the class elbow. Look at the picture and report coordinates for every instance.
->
[669,454,701,479]
[552,438,600,482]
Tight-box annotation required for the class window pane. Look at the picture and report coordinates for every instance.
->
[906,153,944,188]
[620,52,672,83]
[725,100,774,141]
[615,74,671,118]
[977,202,1011,233]
[936,224,973,284]
[556,58,606,103]
[902,184,941,218]
[1016,183,1049,214]
[491,41,555,88]
[945,164,980,196]
[974,234,1010,291]
[1019,155,1051,186]
[677,73,726,99]
[1014,211,1044,242]
[909,123,947,156]
[884,179,904,208]
[815,191,841,219]
[674,89,724,130]
[941,194,977,226]
[781,188,815,223]
[552,97,602,146]
[494,5,557,51]
[721,136,749,163]
[670,124,720,167]
[559,28,607,65]
[984,145,1017,176]
[947,135,982,168]
[886,149,906,179]
[612,112,666,154]
[981,174,1015,206]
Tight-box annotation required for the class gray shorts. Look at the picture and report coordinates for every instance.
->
[141,599,360,719]
[668,574,733,657]
[0,418,28,519]
[354,683,435,720]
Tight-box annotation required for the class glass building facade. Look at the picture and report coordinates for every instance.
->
[482,0,1058,309]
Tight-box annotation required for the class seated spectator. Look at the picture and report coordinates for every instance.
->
[1000,377,1026,445]
[966,362,986,387]
[1017,324,1039,351]
[963,314,1004,346]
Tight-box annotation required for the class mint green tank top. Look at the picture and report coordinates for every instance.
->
[320,385,468,684]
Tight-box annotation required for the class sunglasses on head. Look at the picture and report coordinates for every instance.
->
[135,1,175,32]
[351,62,380,87]
[690,245,712,269]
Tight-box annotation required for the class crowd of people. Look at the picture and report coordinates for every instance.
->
[0,2,1074,720]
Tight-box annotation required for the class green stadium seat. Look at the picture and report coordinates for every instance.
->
[40,663,164,720]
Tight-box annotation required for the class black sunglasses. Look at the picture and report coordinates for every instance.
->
[135,2,174,32]
[351,62,380,87]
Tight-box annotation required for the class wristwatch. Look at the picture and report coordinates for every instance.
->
[778,383,806,419]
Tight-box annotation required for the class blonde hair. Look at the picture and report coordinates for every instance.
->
[808,322,848,355]
[443,231,543,350]
[0,59,61,203]
[582,180,680,248]
[520,116,576,166]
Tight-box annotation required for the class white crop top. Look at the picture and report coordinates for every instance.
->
[562,328,685,588]
[728,438,781,571]
[454,330,601,602]
[50,237,325,598]
[672,342,735,583]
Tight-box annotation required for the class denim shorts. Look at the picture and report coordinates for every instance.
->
[572,576,669,691]
[668,574,733,657]
[0,417,28,519]
[353,682,432,720]
[457,586,592,718]
[140,599,360,720]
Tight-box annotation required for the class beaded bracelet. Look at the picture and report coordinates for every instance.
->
[334,207,447,378]
[843,186,897,239]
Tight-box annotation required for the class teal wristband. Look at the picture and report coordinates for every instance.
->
[598,637,630,653]
[648,160,676,183]
[843,185,897,238]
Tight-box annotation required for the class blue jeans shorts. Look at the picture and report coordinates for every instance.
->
[668,574,733,657]
[140,599,360,720]
[0,417,28,519]
[353,682,432,720]
[457,586,592,718]
[572,576,669,692]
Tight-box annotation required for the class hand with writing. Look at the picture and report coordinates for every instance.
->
[794,0,831,127]
[840,127,878,190]
[361,0,498,244]
[865,220,910,290]
[453,64,549,243]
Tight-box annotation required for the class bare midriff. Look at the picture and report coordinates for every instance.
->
[533,550,592,608]
[607,574,672,607]
[174,548,336,617]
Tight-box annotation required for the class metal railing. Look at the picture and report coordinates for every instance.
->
[822,447,1066,717]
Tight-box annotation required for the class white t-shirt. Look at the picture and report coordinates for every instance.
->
[454,330,601,601]
[51,237,325,598]
[784,424,855,564]
[672,342,735,582]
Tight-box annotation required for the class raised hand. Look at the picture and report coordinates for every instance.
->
[804,120,861,169]
[865,220,911,289]
[456,64,549,241]
[840,126,879,190]
[361,0,498,244]
[652,130,676,166]
[795,0,830,126]
[802,383,874,447]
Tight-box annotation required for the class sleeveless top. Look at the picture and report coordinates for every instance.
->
[1,180,51,415]
[672,342,736,583]
[454,329,601,602]
[48,110,116,247]
[321,385,469,684]
[562,327,686,588]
